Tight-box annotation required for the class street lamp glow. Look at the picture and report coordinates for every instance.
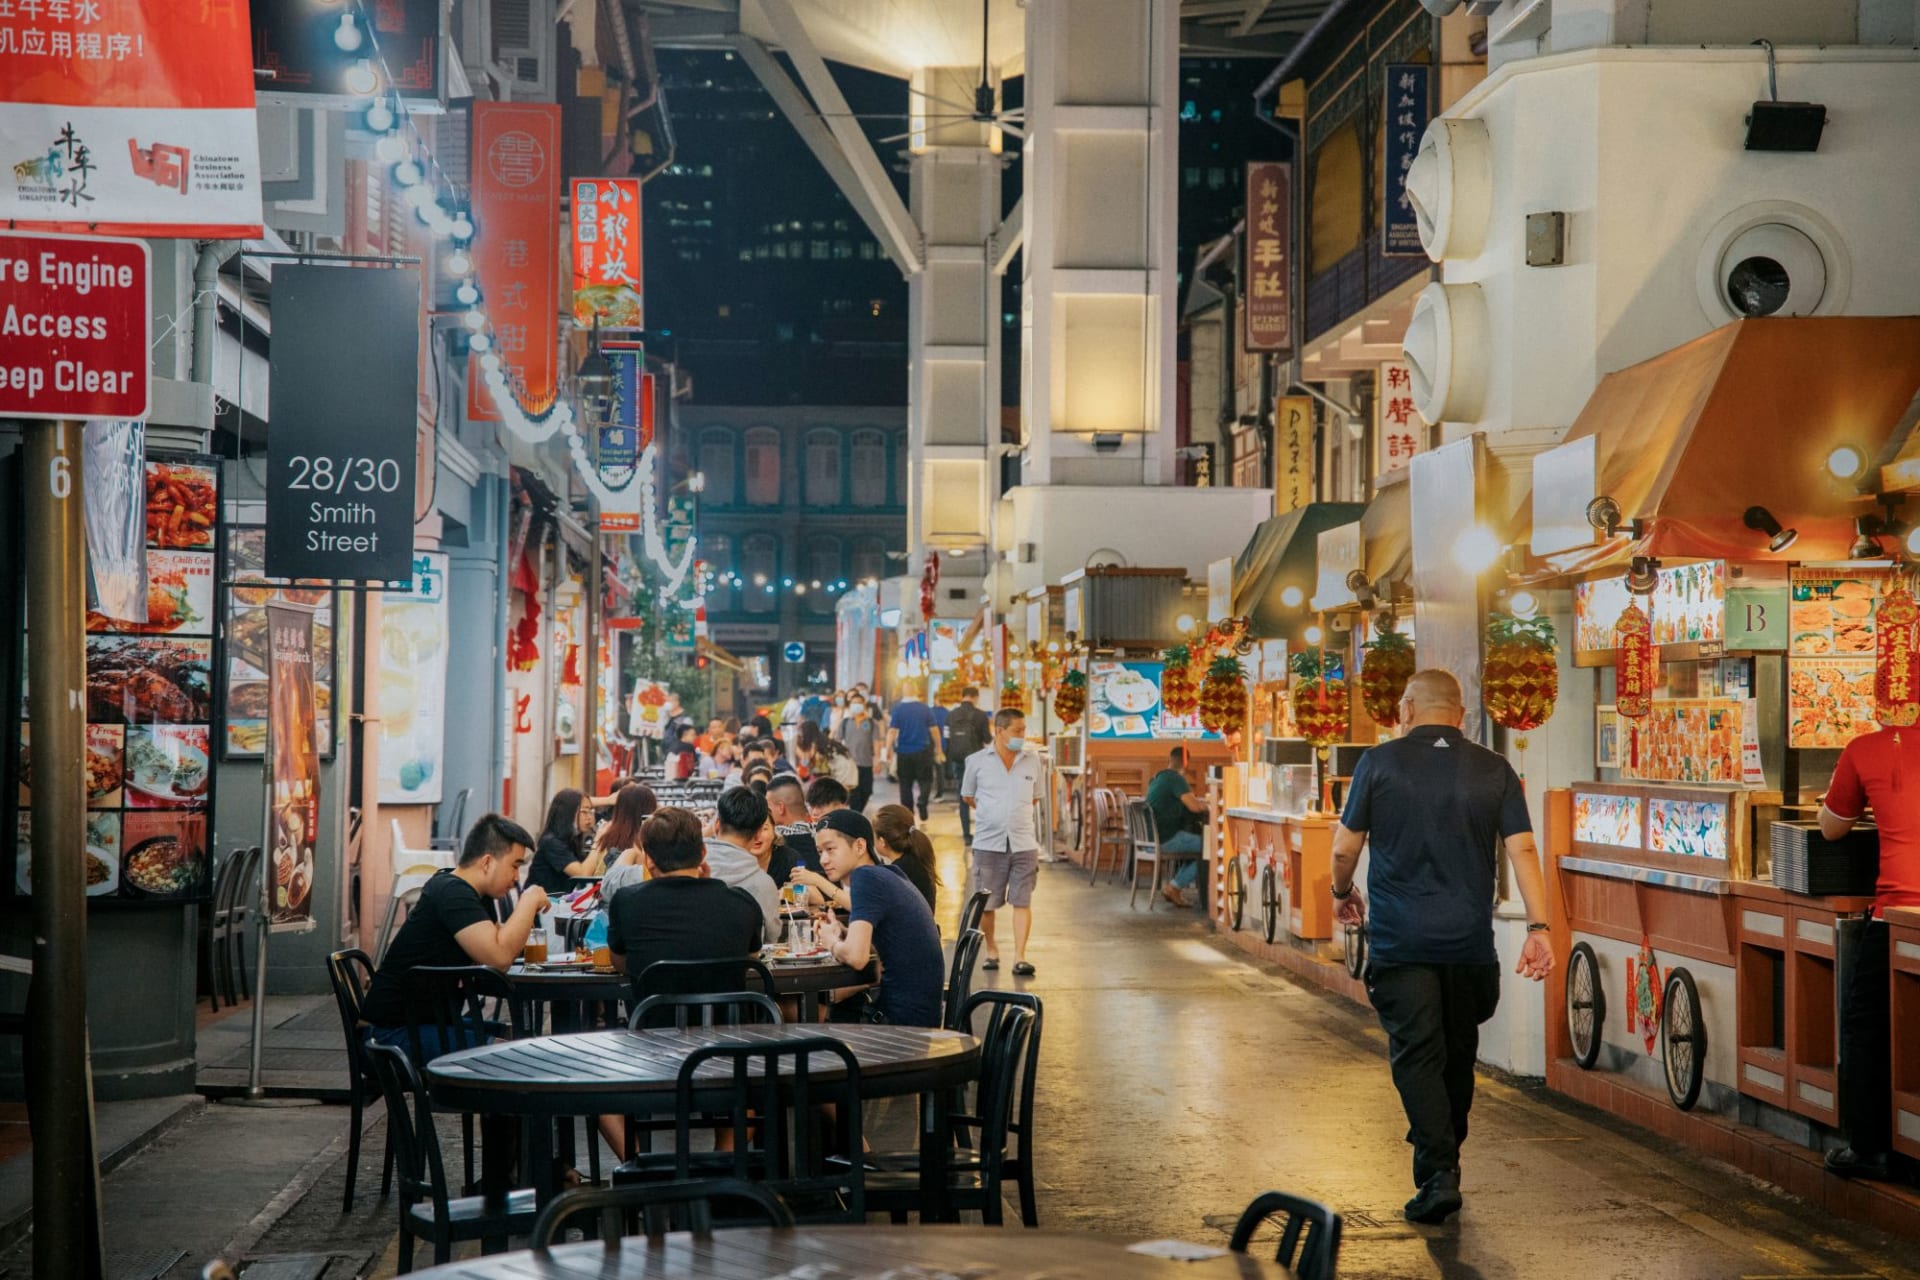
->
[1508,589,1540,619]
[1279,586,1304,609]
[1453,524,1502,575]
[1906,526,1920,558]
[1175,613,1195,634]
[1828,444,1866,480]
[1304,624,1324,645]
[753,574,767,586]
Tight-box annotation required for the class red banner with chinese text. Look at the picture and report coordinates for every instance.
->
[1376,359,1427,477]
[1244,162,1290,352]
[570,177,643,331]
[467,103,562,420]
[1875,584,1920,726]
[0,0,262,236]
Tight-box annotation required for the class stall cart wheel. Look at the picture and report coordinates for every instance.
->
[1343,923,1367,980]
[1566,942,1605,1070]
[1260,863,1282,944]
[1225,855,1246,932]
[1660,967,1706,1111]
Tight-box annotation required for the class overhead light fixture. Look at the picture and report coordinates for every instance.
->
[1345,569,1377,611]
[1507,589,1540,619]
[1175,613,1196,635]
[1827,444,1866,481]
[1744,505,1798,553]
[1626,556,1662,595]
[1906,526,1920,559]
[1585,495,1645,541]
[1279,585,1305,609]
[1090,433,1123,453]
[1304,624,1324,645]
[1850,515,1887,561]
[1453,524,1502,575]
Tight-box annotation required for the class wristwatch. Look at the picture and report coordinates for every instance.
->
[1330,882,1354,900]
[1526,922,1551,933]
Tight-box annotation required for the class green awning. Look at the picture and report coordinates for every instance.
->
[1232,502,1366,640]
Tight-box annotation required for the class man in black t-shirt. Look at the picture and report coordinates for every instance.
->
[766,776,822,884]
[607,806,766,1006]
[943,687,990,842]
[361,814,550,1058]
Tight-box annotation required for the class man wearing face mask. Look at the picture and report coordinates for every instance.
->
[836,692,879,812]
[961,708,1046,976]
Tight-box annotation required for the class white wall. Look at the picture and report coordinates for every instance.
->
[1004,484,1274,600]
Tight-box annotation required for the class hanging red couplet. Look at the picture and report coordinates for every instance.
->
[1614,602,1655,719]
[1876,583,1920,726]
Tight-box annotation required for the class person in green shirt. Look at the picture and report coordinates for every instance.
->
[1146,745,1209,907]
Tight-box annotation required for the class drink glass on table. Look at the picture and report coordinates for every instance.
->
[524,927,548,966]
[592,943,612,969]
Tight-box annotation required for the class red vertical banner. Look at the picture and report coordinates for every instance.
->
[467,103,562,420]
[1244,162,1291,353]
[266,604,319,929]
[640,372,657,449]
[570,177,643,331]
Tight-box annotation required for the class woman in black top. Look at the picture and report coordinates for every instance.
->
[872,804,939,915]
[526,788,594,894]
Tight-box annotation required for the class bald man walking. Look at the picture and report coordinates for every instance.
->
[1330,669,1555,1225]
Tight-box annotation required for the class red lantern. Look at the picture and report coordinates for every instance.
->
[1614,602,1654,719]
[1876,584,1920,727]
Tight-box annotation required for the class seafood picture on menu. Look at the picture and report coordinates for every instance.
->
[1789,566,1891,657]
[1648,797,1730,860]
[85,549,216,637]
[1574,561,1727,656]
[144,461,218,549]
[1574,791,1642,849]
[1789,656,1877,749]
[125,725,213,808]
[1622,699,1746,784]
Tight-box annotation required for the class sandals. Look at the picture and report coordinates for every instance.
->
[1012,961,1035,977]
[981,957,1000,971]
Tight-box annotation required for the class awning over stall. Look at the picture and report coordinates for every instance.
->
[1232,501,1365,639]
[1535,316,1920,576]
[1363,470,1412,589]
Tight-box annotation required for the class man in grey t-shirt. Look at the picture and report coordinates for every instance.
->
[835,694,878,811]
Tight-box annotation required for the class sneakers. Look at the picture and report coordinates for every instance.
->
[1404,1169,1463,1224]
[1824,1146,1892,1180]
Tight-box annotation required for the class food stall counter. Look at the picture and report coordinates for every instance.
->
[1887,905,1920,1161]
[1214,801,1337,942]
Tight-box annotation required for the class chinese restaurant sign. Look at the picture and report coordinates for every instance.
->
[571,178,642,330]
[0,231,149,420]
[1243,162,1290,352]
[1274,394,1312,515]
[1375,360,1425,477]
[1382,64,1430,257]
[265,604,319,930]
[1,0,261,235]
[253,0,443,106]
[598,351,643,532]
[468,103,562,420]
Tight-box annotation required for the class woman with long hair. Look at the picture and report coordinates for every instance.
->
[872,804,939,913]
[527,788,594,894]
[590,783,659,890]
[797,718,859,789]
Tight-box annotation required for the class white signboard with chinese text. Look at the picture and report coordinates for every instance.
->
[1376,361,1426,477]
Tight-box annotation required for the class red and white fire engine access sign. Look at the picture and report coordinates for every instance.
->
[0,230,150,420]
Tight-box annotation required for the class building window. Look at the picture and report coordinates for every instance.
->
[849,430,887,507]
[859,242,876,260]
[699,429,735,506]
[810,240,830,259]
[804,537,841,612]
[804,430,841,504]
[850,536,887,586]
[742,534,778,613]
[892,433,907,506]
[704,533,734,610]
[744,427,782,506]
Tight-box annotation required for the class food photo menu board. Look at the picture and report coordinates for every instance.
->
[223,527,335,758]
[1085,661,1220,739]
[1573,560,1727,662]
[15,456,222,902]
[1787,566,1893,749]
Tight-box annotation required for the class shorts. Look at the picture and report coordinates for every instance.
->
[970,847,1040,910]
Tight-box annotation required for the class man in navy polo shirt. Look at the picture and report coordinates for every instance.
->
[1330,669,1554,1225]
[886,682,943,821]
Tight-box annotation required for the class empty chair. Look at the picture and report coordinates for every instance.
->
[211,846,262,1004]
[626,990,782,1032]
[325,948,393,1212]
[365,1043,537,1273]
[958,989,1044,1227]
[376,822,458,963]
[956,889,990,941]
[1126,800,1161,910]
[201,846,242,1011]
[1229,1189,1343,1280]
[630,956,779,1025]
[430,787,474,852]
[943,928,985,1032]
[531,1180,793,1255]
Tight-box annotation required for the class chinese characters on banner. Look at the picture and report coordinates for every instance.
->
[1243,162,1291,351]
[1376,360,1426,476]
[467,103,562,420]
[1274,394,1313,514]
[1382,64,1430,257]
[570,178,643,330]
[0,0,261,235]
[598,351,643,533]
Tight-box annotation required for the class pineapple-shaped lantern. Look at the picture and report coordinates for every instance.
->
[1198,652,1248,736]
[1055,668,1087,726]
[1160,643,1199,717]
[1289,649,1349,747]
[1359,619,1415,727]
[1483,612,1559,732]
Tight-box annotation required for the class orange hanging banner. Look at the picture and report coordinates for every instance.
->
[1614,603,1655,719]
[570,177,643,330]
[1875,583,1920,727]
[467,102,562,420]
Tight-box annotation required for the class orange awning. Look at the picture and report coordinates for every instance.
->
[1540,316,1920,576]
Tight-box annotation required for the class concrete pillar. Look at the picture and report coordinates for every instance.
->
[907,65,1003,564]
[1019,0,1179,488]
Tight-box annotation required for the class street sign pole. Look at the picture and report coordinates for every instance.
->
[24,419,106,1280]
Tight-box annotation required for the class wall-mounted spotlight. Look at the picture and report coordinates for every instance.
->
[1850,515,1887,561]
[1586,495,1645,541]
[1743,505,1798,553]
[1626,555,1662,595]
[1279,585,1305,609]
[1827,444,1867,481]
[1507,589,1540,619]
[1345,570,1377,611]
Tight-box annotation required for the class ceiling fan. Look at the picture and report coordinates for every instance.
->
[826,0,1024,146]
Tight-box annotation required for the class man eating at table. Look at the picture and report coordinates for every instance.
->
[606,807,765,1003]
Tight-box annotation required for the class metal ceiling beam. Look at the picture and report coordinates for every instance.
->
[989,195,1023,277]
[1233,0,1275,36]
[753,0,923,274]
[1177,21,1298,55]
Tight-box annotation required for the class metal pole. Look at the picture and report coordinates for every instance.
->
[24,419,105,1280]
[584,517,601,794]
[247,707,275,1098]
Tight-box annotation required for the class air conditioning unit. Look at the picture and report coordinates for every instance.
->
[485,0,555,101]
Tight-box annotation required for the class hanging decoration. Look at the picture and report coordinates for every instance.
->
[1055,668,1088,727]
[1359,620,1416,727]
[1288,649,1348,747]
[1200,653,1250,736]
[919,551,940,623]
[1483,612,1560,732]
[1160,644,1199,717]
[1628,937,1662,1056]
[935,678,965,707]
[1875,581,1920,727]
[1613,603,1656,719]
[1000,677,1029,715]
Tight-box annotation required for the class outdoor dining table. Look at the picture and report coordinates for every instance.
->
[424,1023,980,1245]
[401,1225,1296,1278]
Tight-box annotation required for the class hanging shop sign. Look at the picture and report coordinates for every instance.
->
[1275,395,1312,515]
[1874,583,1920,727]
[1725,587,1790,652]
[0,232,150,420]
[1572,561,1726,666]
[1375,360,1426,477]
[265,265,419,583]
[1381,64,1430,258]
[376,552,449,804]
[1243,161,1291,352]
[570,177,643,330]
[1613,603,1654,719]
[265,604,319,929]
[467,102,562,420]
[252,0,444,108]
[1786,564,1894,748]
[597,350,643,532]
[0,2,261,236]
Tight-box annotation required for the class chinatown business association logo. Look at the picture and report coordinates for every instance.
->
[129,139,192,194]
[11,121,95,208]
[486,130,547,189]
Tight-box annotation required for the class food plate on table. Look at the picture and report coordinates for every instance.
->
[528,956,593,971]
[765,945,833,963]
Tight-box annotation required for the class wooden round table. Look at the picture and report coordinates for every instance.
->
[401,1225,1295,1278]
[426,1024,979,1232]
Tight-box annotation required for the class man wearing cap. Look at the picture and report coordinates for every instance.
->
[811,808,945,1026]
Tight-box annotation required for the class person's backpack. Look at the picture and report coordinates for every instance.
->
[947,704,988,758]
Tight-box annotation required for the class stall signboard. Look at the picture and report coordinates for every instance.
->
[1,4,262,236]
[1086,661,1219,739]
[1789,656,1876,749]
[376,553,449,804]
[1786,565,1893,749]
[252,0,443,106]
[1375,361,1425,477]
[265,604,319,929]
[1275,396,1312,515]
[224,528,334,759]
[597,349,643,533]
[1573,561,1727,664]
[467,102,562,420]
[570,178,642,330]
[265,265,419,584]
[16,454,220,902]
[1381,65,1430,257]
[1243,162,1290,352]
[1621,698,1751,785]
[1726,587,1790,651]
[0,232,150,420]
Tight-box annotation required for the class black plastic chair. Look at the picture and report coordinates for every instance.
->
[957,889,989,940]
[365,1043,537,1273]
[201,847,246,1011]
[628,990,783,1031]
[943,928,985,1031]
[532,1180,793,1255]
[212,845,262,1003]
[850,1003,1034,1225]
[326,948,393,1213]
[630,957,779,1026]
[1229,1189,1343,1280]
[956,989,1044,1227]
[402,965,526,1195]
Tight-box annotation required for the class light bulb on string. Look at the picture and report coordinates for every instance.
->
[445,250,473,278]
[455,281,479,306]
[392,159,423,187]
[334,12,363,51]
[403,183,434,209]
[375,133,408,165]
[363,100,394,133]
[468,332,491,353]
[450,213,474,242]
[463,309,486,331]
[344,59,378,96]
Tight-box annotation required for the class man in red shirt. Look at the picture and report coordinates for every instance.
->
[1817,725,1920,1181]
